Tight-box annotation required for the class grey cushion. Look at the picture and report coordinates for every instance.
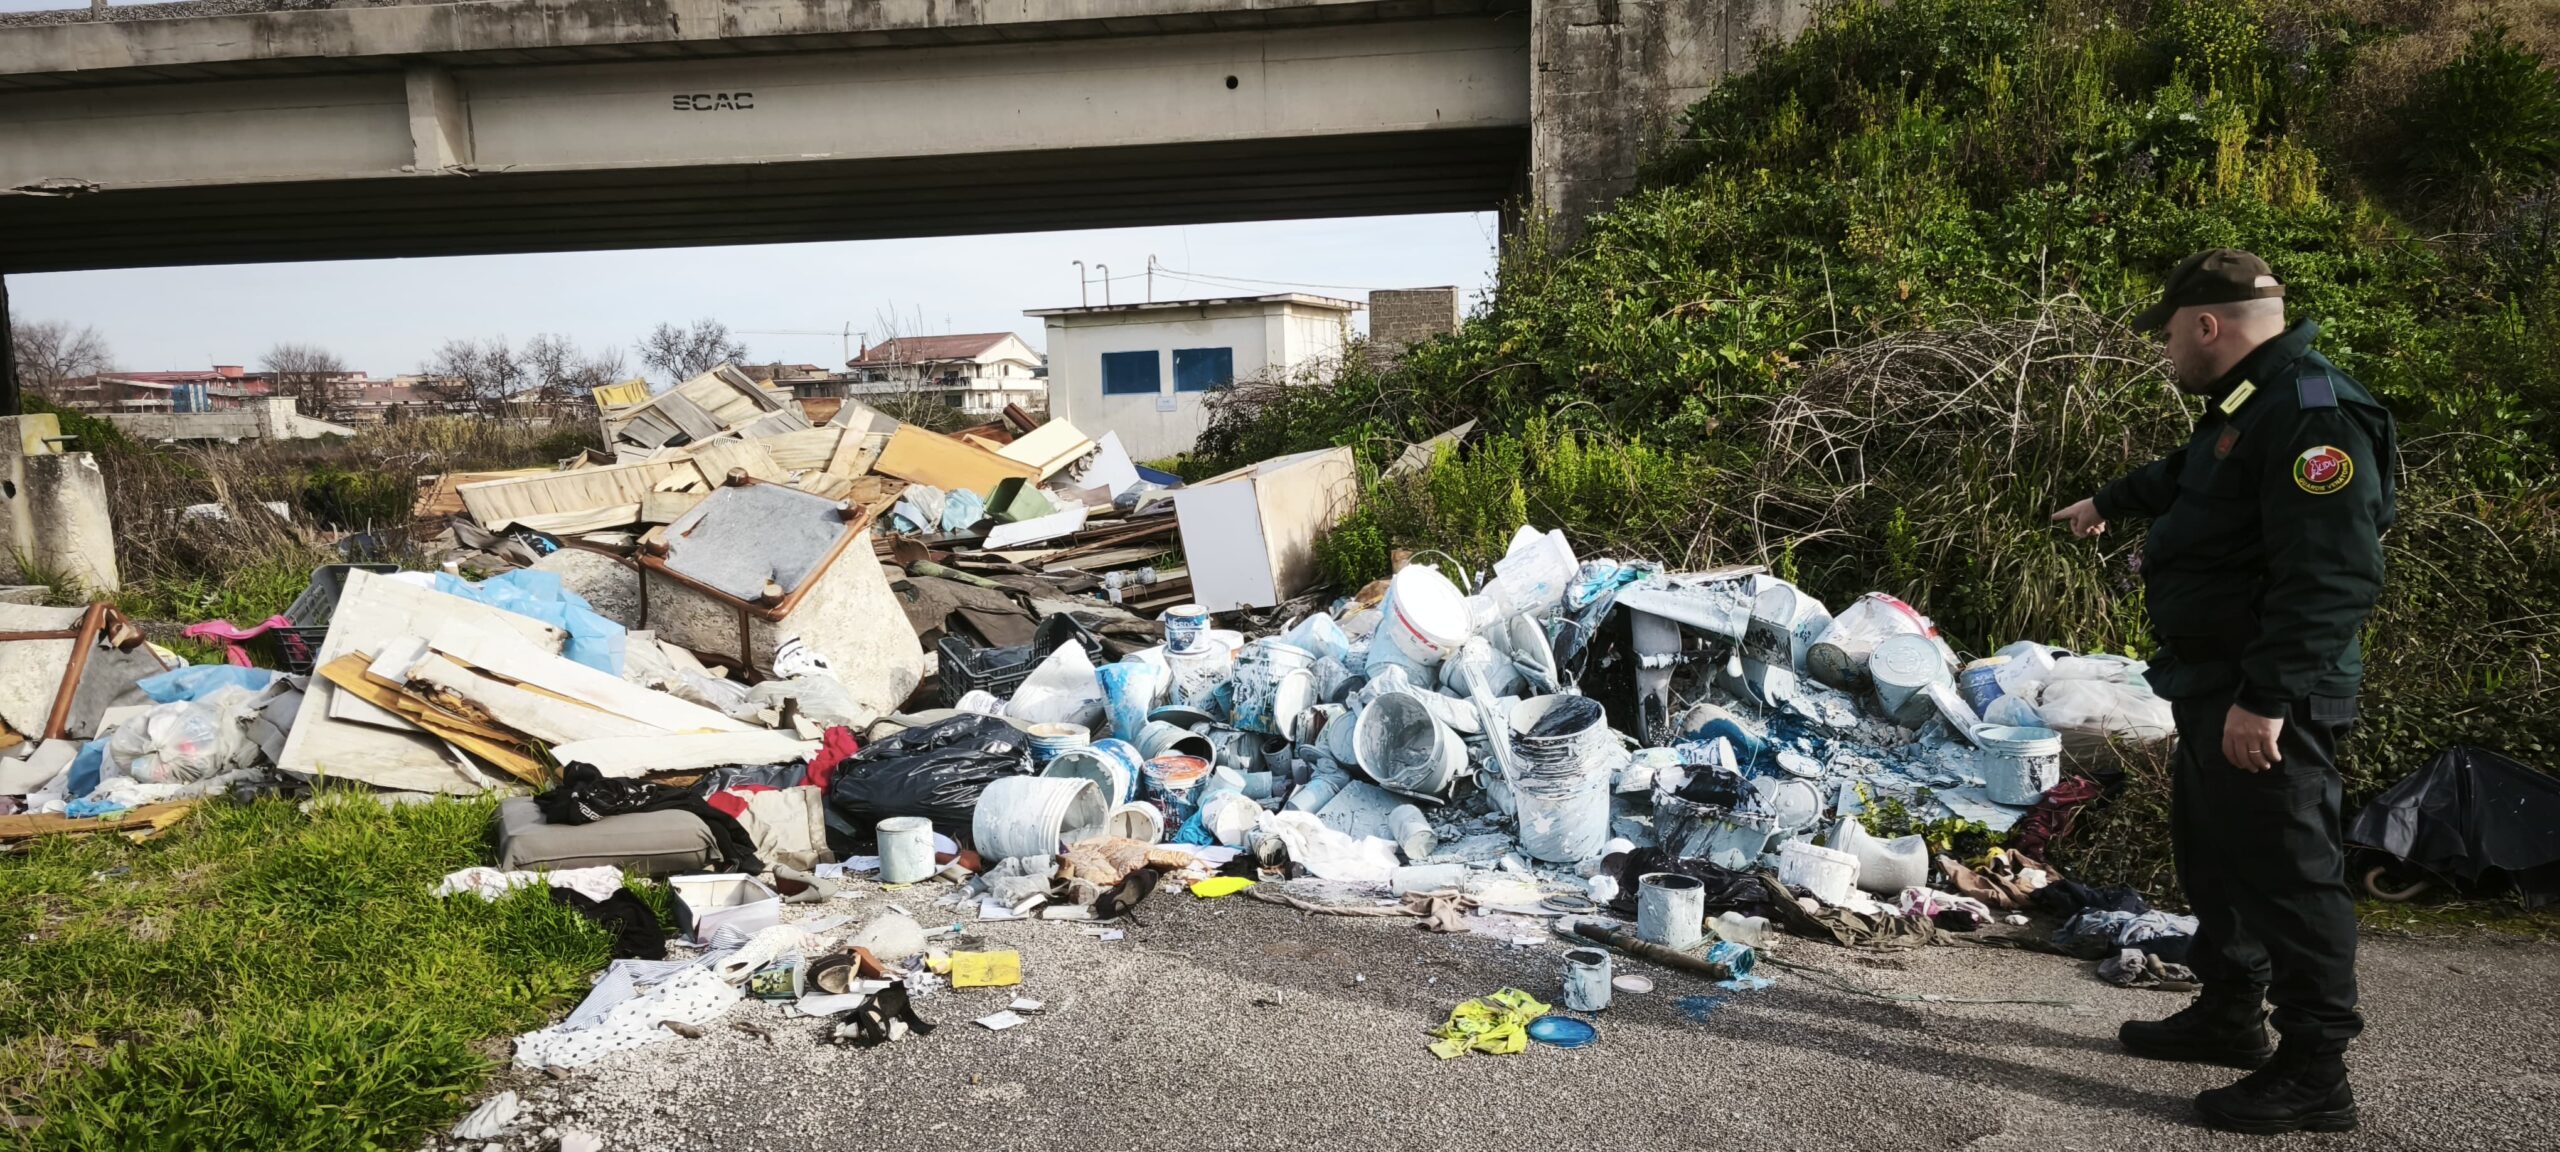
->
[491,796,716,876]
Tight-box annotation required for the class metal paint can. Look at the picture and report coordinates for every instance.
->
[1636,872,1707,952]
[877,815,935,885]
[1562,947,1613,1012]
[1163,604,1212,655]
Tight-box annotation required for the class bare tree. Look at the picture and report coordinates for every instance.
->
[9,319,114,401]
[423,336,525,410]
[523,333,629,405]
[638,318,748,385]
[261,342,350,421]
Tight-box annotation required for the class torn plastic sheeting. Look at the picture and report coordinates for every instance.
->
[433,569,625,675]
[1264,810,1399,885]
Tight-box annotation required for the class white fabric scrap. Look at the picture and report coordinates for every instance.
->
[514,968,740,1070]
[433,865,625,904]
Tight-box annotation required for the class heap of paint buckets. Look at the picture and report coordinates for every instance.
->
[978,524,2173,933]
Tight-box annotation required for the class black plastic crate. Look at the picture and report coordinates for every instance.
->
[936,613,1104,707]
[274,563,401,674]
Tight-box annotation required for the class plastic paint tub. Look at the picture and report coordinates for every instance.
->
[1868,633,1951,726]
[1353,692,1466,800]
[1959,657,2010,713]
[1042,746,1135,810]
[1230,641,1315,735]
[1976,724,2065,806]
[1803,591,1935,690]
[1135,720,1214,763]
[1637,872,1707,952]
[1142,754,1214,825]
[1705,940,1757,980]
[1364,564,1471,677]
[1776,840,1861,906]
[1163,604,1212,655]
[1095,660,1164,741]
[1283,773,1341,813]
[1387,803,1436,861]
[972,775,1107,861]
[1835,819,1929,895]
[1390,862,1467,895]
[1025,723,1090,768]
[1508,694,1620,863]
[876,815,936,885]
[1562,947,1613,1013]
[1103,801,1166,844]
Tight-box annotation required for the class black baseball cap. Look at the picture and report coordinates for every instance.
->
[2133,248,2285,333]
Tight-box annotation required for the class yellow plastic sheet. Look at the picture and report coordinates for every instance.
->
[949,950,1022,988]
[1189,876,1258,899]
[1425,988,1551,1059]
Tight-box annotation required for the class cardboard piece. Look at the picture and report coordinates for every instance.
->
[872,426,1040,497]
[995,420,1097,480]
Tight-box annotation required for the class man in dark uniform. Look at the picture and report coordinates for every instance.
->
[2051,249,2396,1135]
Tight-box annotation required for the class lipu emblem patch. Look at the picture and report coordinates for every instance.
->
[2294,445,2353,495]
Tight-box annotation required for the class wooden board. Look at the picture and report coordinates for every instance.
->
[995,419,1097,480]
[317,655,547,785]
[457,457,706,530]
[683,437,787,484]
[422,628,753,734]
[760,426,844,472]
[0,801,195,844]
[414,469,548,520]
[871,425,1039,497]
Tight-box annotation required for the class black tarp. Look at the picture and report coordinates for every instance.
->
[2347,746,2560,906]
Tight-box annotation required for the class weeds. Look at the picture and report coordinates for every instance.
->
[0,797,613,1149]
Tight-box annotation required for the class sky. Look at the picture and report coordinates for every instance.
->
[5,213,1501,378]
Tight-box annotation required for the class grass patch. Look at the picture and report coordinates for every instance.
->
[0,797,614,1150]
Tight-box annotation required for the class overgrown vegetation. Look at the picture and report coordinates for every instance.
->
[0,798,614,1149]
[1203,0,2560,875]
[19,396,598,623]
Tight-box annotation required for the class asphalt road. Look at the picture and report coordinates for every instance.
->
[458,890,2560,1152]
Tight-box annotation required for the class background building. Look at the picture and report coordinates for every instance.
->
[841,333,1045,417]
[1027,293,1358,460]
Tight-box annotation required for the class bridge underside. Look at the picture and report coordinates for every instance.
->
[0,127,1523,271]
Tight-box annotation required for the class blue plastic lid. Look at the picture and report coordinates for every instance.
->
[1526,1015,1597,1048]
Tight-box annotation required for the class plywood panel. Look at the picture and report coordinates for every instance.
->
[871,425,1039,496]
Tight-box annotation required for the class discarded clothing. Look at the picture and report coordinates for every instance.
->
[549,887,668,961]
[827,982,935,1048]
[434,865,627,904]
[514,967,739,1069]
[1761,875,1942,951]
[1427,988,1551,1059]
[1937,849,2053,911]
[2013,775,2108,862]
[1896,886,1995,927]
[2053,909,2199,959]
[2099,947,2200,990]
[2032,878,2147,920]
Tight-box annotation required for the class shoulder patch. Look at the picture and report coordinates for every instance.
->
[2296,374,2337,409]
[2294,445,2353,495]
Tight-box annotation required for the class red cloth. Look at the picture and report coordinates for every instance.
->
[804,726,861,792]
[702,784,777,819]
[181,615,293,668]
[2013,775,2109,862]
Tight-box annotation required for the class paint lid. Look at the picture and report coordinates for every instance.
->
[1526,1015,1598,1048]
[1611,974,1655,995]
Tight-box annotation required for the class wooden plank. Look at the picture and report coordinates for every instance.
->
[457,457,704,529]
[317,655,547,785]
[683,437,787,483]
[422,628,752,734]
[823,427,880,478]
[871,425,1039,496]
[395,650,666,745]
[761,426,844,472]
[0,801,195,844]
[995,419,1097,480]
[550,731,820,778]
[509,504,642,534]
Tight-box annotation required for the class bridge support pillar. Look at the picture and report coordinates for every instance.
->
[1526,0,1812,239]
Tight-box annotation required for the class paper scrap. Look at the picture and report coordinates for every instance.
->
[1008,997,1044,1012]
[975,1010,1025,1031]
[950,950,1023,989]
[1099,929,1125,942]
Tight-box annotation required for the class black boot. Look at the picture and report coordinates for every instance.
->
[2196,1046,2358,1134]
[2119,995,2275,1069]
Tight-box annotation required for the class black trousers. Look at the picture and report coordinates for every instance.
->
[2168,692,2363,1053]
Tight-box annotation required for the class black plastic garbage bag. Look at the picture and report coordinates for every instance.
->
[2347,746,2560,907]
[823,715,1029,842]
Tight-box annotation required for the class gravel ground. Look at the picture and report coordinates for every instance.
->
[422,881,2560,1152]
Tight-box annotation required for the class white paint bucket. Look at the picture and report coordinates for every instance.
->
[1042,746,1134,809]
[1025,723,1090,767]
[1364,564,1471,677]
[971,775,1107,861]
[1637,872,1707,952]
[876,816,936,885]
[1163,604,1211,655]
[1743,583,1831,669]
[1103,801,1165,844]
[1231,641,1318,735]
[1868,632,1951,726]
[1353,692,1465,800]
[1284,773,1341,814]
[1804,591,1935,689]
[1562,947,1613,1013]
[1390,862,1468,895]
[1777,840,1861,905]
[1509,694,1618,863]
[1977,724,2064,805]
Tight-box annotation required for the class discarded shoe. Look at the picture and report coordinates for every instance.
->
[2195,1047,2358,1134]
[2119,996,2275,1069]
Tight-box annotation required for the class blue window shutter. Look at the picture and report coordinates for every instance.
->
[1100,351,1161,396]
[1173,347,1234,392]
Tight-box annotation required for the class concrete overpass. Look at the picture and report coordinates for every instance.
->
[0,0,1805,273]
